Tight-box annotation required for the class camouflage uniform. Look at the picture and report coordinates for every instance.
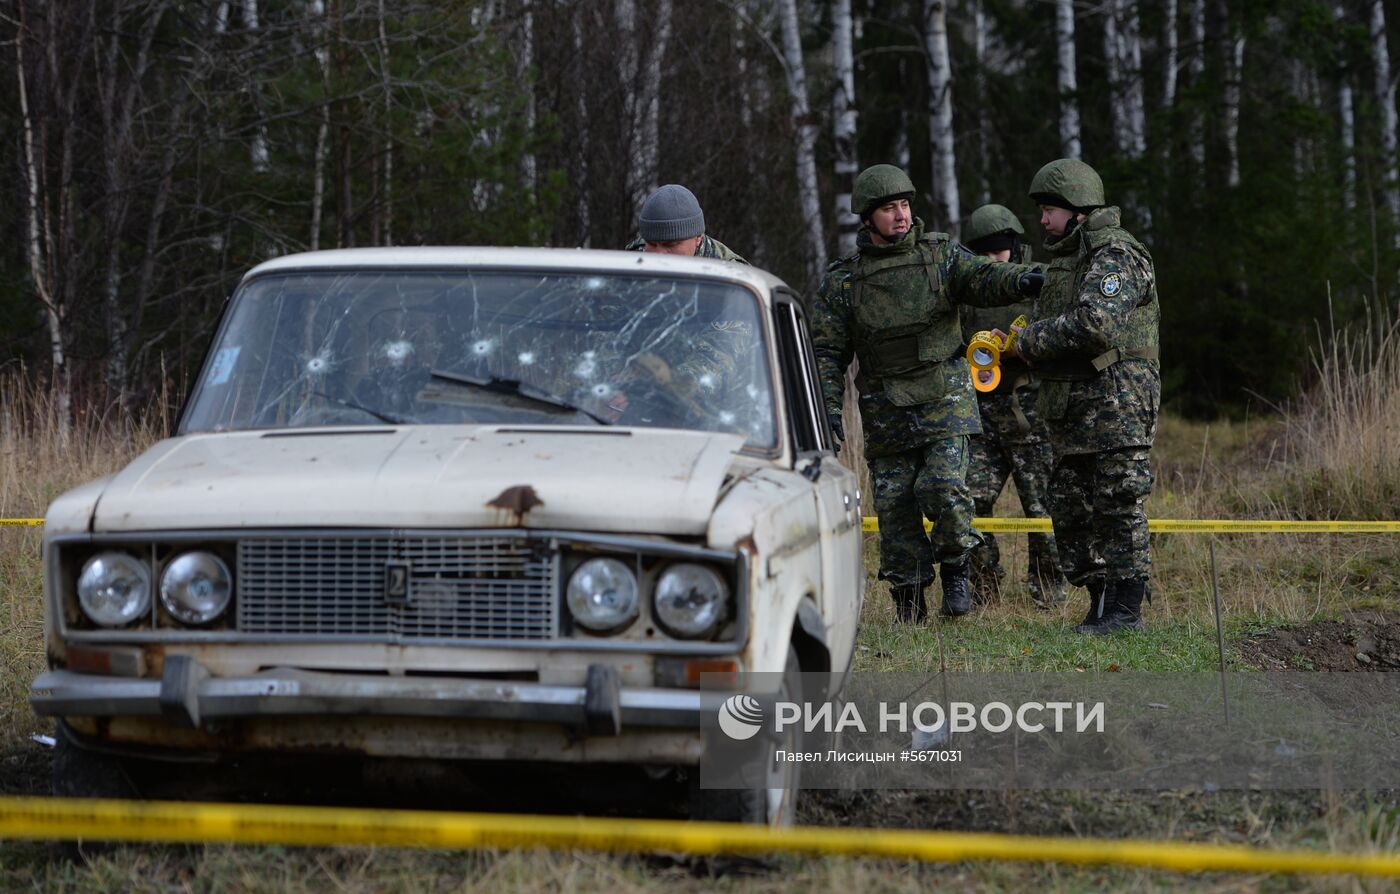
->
[623,234,749,264]
[961,285,1065,607]
[1020,159,1160,633]
[618,235,755,414]
[811,211,1035,617]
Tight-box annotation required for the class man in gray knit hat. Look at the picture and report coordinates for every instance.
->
[624,184,748,263]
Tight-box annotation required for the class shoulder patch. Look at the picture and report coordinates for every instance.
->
[1100,272,1122,297]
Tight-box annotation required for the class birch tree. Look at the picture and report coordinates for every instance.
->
[832,0,859,254]
[923,0,960,236]
[1189,0,1206,168]
[1336,1,1357,213]
[1225,29,1245,189]
[244,0,270,173]
[1104,0,1147,160]
[1163,0,1179,109]
[616,0,673,212]
[779,0,826,284]
[1371,0,1400,244]
[14,8,72,434]
[971,0,991,207]
[309,0,331,250]
[1055,0,1081,159]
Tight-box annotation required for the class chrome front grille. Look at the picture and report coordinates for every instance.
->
[237,536,557,642]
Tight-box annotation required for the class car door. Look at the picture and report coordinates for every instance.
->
[772,294,864,683]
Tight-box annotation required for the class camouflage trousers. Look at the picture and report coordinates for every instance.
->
[869,435,982,587]
[1044,447,1153,587]
[966,391,1063,599]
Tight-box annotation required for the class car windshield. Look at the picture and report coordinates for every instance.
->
[181,269,777,448]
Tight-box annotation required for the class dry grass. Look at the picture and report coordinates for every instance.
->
[0,375,166,745]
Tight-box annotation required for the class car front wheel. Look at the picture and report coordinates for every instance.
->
[689,644,803,825]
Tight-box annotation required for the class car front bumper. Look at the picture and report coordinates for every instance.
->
[31,658,719,734]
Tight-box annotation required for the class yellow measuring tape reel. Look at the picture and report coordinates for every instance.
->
[967,315,1026,393]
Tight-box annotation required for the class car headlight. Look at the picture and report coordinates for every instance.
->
[566,557,639,632]
[76,552,151,627]
[160,551,233,625]
[654,563,729,638]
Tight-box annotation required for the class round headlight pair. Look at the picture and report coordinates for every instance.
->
[565,558,728,639]
[76,551,232,628]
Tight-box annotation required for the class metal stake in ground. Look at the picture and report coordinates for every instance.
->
[1209,538,1230,726]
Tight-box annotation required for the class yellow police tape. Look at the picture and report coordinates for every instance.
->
[2,796,1398,877]
[0,518,44,526]
[860,517,1400,534]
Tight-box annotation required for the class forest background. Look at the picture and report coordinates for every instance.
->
[3,0,1400,424]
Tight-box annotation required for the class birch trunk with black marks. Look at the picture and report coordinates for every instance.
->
[1371,0,1400,245]
[15,14,71,435]
[1337,2,1356,213]
[244,0,270,173]
[923,0,960,236]
[376,0,393,245]
[832,0,859,254]
[310,0,330,250]
[1055,0,1081,159]
[1163,0,1179,109]
[1225,30,1245,189]
[519,0,537,197]
[572,7,591,246]
[617,0,672,212]
[779,0,826,285]
[1189,0,1206,168]
[972,0,991,207]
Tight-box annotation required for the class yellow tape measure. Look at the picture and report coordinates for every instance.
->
[861,517,1400,534]
[2,796,1399,877]
[967,315,1026,393]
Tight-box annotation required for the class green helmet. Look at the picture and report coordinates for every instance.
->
[963,204,1024,243]
[1028,158,1105,210]
[852,164,916,216]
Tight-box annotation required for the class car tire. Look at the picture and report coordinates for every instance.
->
[690,644,803,826]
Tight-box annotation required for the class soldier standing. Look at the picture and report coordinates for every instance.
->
[1003,159,1160,634]
[811,165,1043,623]
[959,204,1067,608]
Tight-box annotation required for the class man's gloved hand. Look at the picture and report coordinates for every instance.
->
[828,413,845,444]
[1017,270,1045,296]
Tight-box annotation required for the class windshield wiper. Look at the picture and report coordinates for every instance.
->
[428,370,613,426]
[310,391,409,426]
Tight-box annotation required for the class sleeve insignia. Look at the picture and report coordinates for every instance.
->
[1100,272,1122,297]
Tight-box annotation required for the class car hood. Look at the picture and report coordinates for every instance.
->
[90,426,747,535]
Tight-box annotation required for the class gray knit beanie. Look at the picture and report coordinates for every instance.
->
[638,184,705,242]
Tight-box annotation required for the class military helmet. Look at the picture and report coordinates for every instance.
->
[852,164,916,216]
[963,204,1024,243]
[1028,158,1105,211]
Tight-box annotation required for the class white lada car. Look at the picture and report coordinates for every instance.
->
[31,247,863,824]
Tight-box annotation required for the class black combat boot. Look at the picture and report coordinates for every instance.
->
[889,582,928,624]
[1072,578,1111,634]
[1089,578,1147,634]
[939,561,973,617]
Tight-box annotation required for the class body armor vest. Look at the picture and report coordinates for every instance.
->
[848,226,965,406]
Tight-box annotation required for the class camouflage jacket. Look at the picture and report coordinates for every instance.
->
[810,220,1034,458]
[1018,206,1160,454]
[622,234,750,264]
[619,234,753,407]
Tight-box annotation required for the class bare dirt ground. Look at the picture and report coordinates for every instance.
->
[1233,611,1400,672]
